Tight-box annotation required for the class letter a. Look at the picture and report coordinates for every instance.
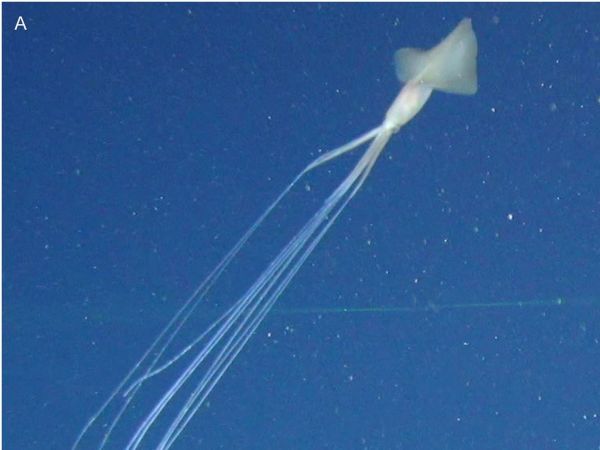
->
[15,16,27,31]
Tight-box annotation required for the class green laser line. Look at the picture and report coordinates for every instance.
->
[274,297,592,315]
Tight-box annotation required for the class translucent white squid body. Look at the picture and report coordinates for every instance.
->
[75,18,478,450]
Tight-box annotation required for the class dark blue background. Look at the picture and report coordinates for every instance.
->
[4,3,600,449]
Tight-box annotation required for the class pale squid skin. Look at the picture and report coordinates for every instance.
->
[384,81,434,132]
[74,18,479,450]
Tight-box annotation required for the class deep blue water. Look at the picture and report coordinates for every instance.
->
[4,3,600,449]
